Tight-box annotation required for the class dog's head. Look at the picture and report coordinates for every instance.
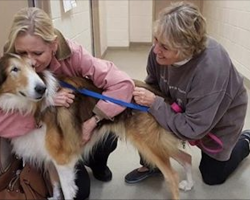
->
[0,53,47,101]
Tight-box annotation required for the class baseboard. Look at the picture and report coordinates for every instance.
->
[101,42,152,58]
[101,48,108,59]
[129,42,152,47]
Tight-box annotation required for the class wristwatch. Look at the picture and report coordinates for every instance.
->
[93,115,102,124]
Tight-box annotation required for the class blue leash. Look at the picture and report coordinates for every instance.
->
[60,81,149,112]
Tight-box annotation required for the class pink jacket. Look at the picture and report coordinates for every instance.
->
[0,34,134,138]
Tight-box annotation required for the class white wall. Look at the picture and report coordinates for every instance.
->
[99,0,153,51]
[106,0,130,47]
[129,0,153,43]
[49,0,93,54]
[202,0,250,80]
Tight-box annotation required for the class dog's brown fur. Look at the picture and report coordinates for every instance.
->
[0,54,193,200]
[43,77,190,200]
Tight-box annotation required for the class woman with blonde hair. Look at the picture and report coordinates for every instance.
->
[125,2,250,186]
[0,7,134,199]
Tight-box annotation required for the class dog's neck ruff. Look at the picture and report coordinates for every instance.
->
[41,70,58,110]
[0,93,36,115]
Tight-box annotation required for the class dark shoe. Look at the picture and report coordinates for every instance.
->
[241,130,250,141]
[125,168,162,184]
[240,130,250,150]
[91,166,112,182]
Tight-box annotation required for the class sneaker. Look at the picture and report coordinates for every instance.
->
[241,130,250,141]
[124,167,162,184]
[240,130,250,149]
[91,166,112,182]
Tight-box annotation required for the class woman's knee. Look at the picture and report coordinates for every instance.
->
[199,163,226,185]
[201,172,226,185]
[199,152,228,185]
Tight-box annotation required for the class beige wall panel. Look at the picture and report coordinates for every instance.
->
[0,0,29,55]
[154,0,202,20]
[202,0,250,80]
[37,0,93,54]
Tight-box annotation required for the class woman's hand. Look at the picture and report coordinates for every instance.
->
[52,88,75,107]
[81,116,97,145]
[133,87,156,107]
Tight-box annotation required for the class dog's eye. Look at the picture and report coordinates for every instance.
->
[11,67,19,72]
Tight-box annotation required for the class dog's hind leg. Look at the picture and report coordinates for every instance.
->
[124,113,180,199]
[155,157,179,200]
[137,146,180,200]
[53,159,78,200]
[172,150,194,191]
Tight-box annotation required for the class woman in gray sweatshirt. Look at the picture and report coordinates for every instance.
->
[125,2,249,186]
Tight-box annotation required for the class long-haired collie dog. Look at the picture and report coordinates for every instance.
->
[0,53,194,200]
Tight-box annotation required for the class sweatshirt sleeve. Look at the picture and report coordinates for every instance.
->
[69,41,135,120]
[149,90,229,140]
[0,109,36,138]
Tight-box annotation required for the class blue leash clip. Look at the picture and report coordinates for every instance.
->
[60,81,149,112]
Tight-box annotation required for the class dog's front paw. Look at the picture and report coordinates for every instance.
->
[179,180,194,191]
[47,190,63,200]
[64,184,78,200]
[47,197,60,200]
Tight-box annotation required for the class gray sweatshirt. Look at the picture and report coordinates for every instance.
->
[146,37,248,161]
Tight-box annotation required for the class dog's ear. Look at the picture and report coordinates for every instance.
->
[0,55,8,87]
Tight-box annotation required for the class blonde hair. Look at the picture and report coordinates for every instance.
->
[5,7,57,53]
[154,2,207,59]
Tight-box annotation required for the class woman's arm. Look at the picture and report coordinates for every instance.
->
[64,40,134,144]
[69,41,135,120]
[0,109,36,138]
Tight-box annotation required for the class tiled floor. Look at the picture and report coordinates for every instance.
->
[88,44,250,199]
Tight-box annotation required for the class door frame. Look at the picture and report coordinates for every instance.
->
[90,0,101,58]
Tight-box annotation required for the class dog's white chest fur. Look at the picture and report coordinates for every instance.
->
[11,123,51,166]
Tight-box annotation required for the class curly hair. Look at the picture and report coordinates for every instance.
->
[153,2,207,59]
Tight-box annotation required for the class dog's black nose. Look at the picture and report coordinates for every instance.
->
[35,85,46,95]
